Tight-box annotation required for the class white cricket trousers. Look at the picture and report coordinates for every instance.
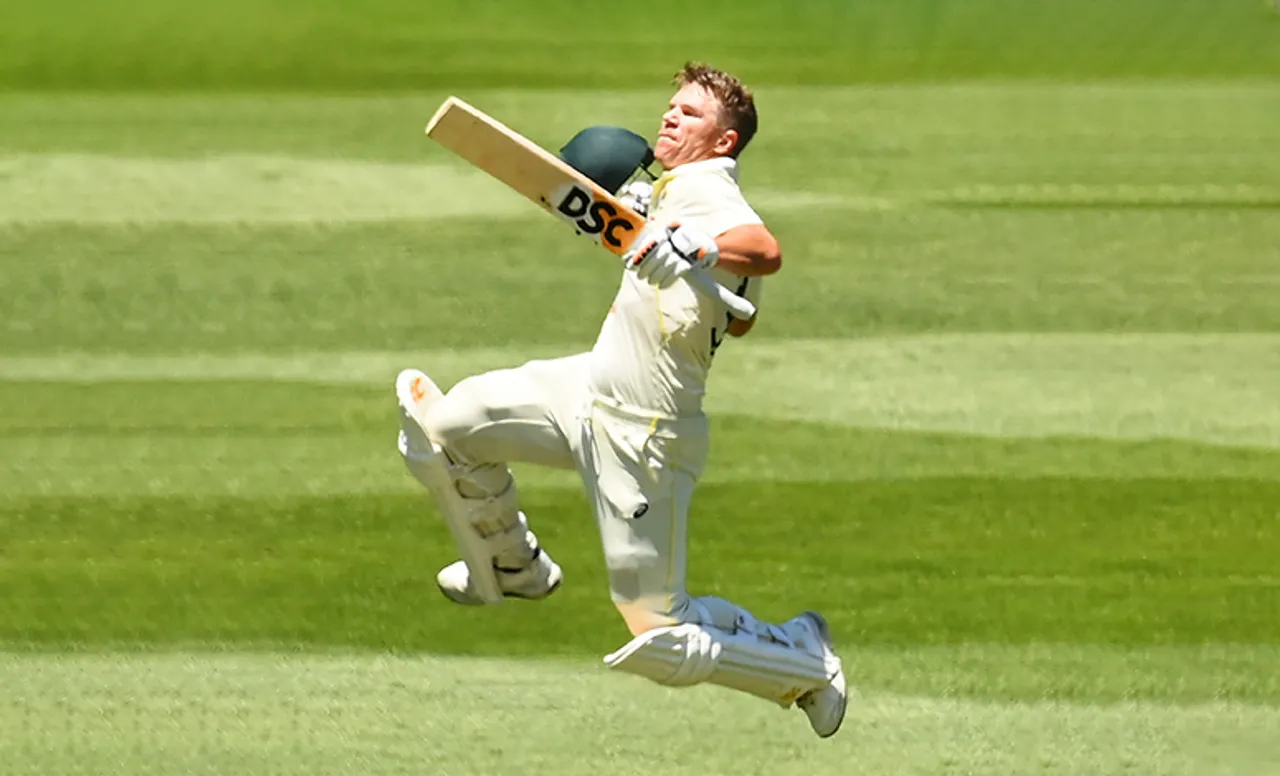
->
[423,353,710,615]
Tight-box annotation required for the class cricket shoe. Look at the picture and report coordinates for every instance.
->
[436,549,563,605]
[783,611,848,738]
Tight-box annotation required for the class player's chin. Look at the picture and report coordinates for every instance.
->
[653,139,678,168]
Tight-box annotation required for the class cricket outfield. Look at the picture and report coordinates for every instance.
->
[2,1,1279,774]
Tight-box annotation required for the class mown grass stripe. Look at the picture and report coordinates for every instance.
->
[0,153,861,224]
[4,152,1276,224]
[2,651,1277,776]
[3,334,1276,448]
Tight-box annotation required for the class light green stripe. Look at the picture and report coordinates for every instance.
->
[0,153,859,224]
[2,650,1277,776]
[3,334,1277,448]
[0,155,531,223]
[4,151,1274,224]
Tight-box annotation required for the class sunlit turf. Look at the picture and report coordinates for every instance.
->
[1,81,1276,773]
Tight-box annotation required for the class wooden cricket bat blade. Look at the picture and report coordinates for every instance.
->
[423,96,755,319]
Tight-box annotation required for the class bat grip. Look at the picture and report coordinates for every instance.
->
[687,269,757,320]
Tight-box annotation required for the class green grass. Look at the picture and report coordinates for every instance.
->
[4,477,1279,653]
[3,0,1280,90]
[4,653,1280,776]
[2,26,1279,770]
[1,87,1277,356]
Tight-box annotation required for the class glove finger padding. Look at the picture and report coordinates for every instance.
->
[625,236,663,271]
[667,223,719,271]
[649,254,687,288]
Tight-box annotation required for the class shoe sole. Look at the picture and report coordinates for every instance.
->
[437,569,563,606]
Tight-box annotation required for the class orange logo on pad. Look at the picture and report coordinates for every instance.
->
[410,376,428,403]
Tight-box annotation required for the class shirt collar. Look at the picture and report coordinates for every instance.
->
[661,155,739,182]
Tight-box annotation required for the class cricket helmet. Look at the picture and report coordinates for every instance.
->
[559,125,655,194]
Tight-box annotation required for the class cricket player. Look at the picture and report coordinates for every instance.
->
[397,62,847,737]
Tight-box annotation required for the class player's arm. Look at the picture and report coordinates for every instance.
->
[726,312,756,337]
[625,212,774,333]
[715,224,777,336]
[714,224,782,277]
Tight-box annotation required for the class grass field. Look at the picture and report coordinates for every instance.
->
[6,0,1280,89]
[3,2,1280,773]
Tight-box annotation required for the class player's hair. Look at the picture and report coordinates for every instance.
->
[674,62,758,158]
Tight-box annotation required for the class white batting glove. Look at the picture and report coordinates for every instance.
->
[617,180,653,217]
[666,223,719,273]
[621,221,673,283]
[622,222,719,289]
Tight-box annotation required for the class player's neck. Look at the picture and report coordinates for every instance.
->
[662,155,737,177]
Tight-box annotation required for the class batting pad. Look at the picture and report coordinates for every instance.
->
[604,623,833,708]
[396,369,504,605]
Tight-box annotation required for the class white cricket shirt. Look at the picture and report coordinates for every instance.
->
[587,156,765,418]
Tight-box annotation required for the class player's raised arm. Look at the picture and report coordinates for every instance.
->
[714,223,781,277]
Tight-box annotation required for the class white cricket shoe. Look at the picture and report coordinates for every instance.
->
[786,611,848,738]
[436,549,563,606]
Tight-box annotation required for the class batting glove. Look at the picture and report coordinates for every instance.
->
[622,222,719,289]
[666,223,719,273]
[617,180,653,217]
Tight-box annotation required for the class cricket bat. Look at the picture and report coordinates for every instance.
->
[425,96,756,320]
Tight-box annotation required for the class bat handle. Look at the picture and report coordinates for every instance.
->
[687,269,757,320]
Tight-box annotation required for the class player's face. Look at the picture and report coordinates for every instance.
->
[654,83,738,169]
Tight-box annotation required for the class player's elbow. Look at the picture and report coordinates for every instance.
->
[720,225,782,276]
[753,232,782,275]
[760,243,782,275]
[727,314,756,337]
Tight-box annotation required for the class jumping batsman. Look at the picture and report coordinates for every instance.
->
[396,62,848,737]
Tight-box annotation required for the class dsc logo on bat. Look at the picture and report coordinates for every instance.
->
[550,184,638,251]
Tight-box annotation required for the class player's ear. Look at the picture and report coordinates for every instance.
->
[715,128,739,157]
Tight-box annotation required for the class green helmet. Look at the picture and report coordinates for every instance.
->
[559,125,655,194]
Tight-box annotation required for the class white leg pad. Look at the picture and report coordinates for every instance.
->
[396,369,504,605]
[604,623,834,708]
